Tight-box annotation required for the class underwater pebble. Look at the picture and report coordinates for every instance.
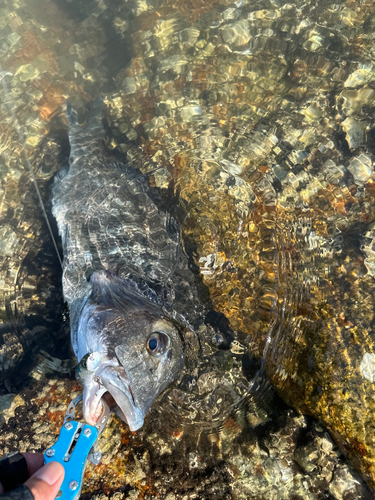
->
[0,393,16,427]
[126,491,139,499]
[341,117,366,149]
[344,65,375,88]
[0,394,24,426]
[329,466,362,500]
[348,154,373,185]
[320,435,334,454]
[222,20,251,47]
[360,352,375,382]
[294,443,320,473]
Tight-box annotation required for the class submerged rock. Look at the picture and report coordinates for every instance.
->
[0,376,373,500]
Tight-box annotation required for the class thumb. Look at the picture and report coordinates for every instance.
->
[24,462,64,500]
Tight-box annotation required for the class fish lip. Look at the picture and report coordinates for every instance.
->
[99,365,145,431]
[94,355,136,407]
[82,382,107,426]
[114,353,136,405]
[82,358,144,431]
[81,357,127,426]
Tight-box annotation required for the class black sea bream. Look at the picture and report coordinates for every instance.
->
[52,98,188,431]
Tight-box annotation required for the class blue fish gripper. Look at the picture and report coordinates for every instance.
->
[44,394,110,500]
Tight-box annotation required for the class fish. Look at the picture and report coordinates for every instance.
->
[52,98,186,431]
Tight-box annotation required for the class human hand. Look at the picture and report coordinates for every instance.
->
[0,453,64,500]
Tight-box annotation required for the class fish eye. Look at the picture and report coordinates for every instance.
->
[76,353,90,384]
[147,332,169,356]
[79,353,90,369]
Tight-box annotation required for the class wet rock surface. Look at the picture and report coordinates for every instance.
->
[0,375,373,500]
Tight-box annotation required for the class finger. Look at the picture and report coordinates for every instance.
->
[24,461,64,500]
[22,453,44,477]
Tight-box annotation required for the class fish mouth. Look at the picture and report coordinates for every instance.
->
[82,360,144,431]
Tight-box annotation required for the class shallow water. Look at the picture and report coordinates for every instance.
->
[1,0,375,498]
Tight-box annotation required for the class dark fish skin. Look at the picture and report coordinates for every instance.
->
[53,98,181,308]
[52,98,187,430]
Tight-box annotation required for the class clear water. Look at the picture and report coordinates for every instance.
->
[0,0,375,498]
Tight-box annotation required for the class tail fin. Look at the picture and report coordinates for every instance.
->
[66,97,104,162]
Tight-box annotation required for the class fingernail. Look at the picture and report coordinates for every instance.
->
[35,462,64,485]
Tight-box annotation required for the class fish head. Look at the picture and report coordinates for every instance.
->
[75,271,184,431]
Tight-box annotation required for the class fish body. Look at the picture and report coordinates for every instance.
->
[52,99,185,430]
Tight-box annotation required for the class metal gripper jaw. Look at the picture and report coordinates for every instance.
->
[44,394,110,500]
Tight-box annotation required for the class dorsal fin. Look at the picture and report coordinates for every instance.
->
[90,270,162,315]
